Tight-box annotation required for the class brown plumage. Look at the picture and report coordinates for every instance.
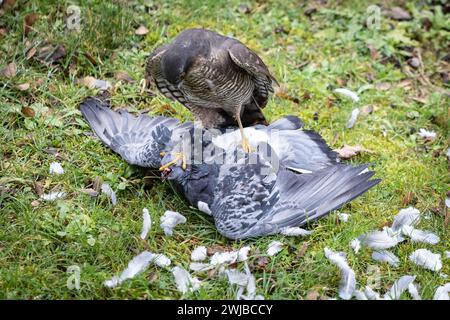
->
[146,29,277,151]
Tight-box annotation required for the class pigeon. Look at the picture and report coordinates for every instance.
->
[80,97,380,240]
[146,28,277,153]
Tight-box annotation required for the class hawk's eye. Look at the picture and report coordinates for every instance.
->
[179,72,186,80]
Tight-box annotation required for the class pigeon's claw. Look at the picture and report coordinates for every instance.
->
[159,152,187,171]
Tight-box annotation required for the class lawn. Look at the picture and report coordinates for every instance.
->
[0,0,448,299]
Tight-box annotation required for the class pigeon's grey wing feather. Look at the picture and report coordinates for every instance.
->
[269,129,339,172]
[211,160,380,240]
[80,97,188,168]
[145,45,189,106]
[268,116,304,131]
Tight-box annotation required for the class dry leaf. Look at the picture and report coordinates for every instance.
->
[80,188,99,197]
[115,71,134,83]
[367,44,379,60]
[78,76,112,91]
[402,191,416,206]
[306,290,320,300]
[1,0,16,10]
[375,82,392,91]
[384,7,412,21]
[360,105,374,116]
[15,83,30,91]
[33,181,44,196]
[2,61,17,78]
[135,25,149,35]
[334,145,369,159]
[26,47,37,60]
[23,13,38,36]
[36,44,66,64]
[31,200,40,207]
[21,106,35,118]
[0,27,7,36]
[296,242,309,259]
[256,256,269,269]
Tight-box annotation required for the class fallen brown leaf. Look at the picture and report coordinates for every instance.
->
[135,25,149,36]
[402,191,416,206]
[296,242,309,259]
[80,188,99,197]
[21,106,35,118]
[256,256,269,269]
[26,47,37,60]
[31,200,40,207]
[15,83,30,91]
[206,245,229,256]
[36,44,66,64]
[2,61,17,78]
[0,27,7,36]
[1,0,16,10]
[375,82,391,91]
[115,71,134,83]
[305,290,320,300]
[334,145,370,159]
[384,7,412,21]
[33,181,44,196]
[78,76,112,91]
[23,13,38,36]
[367,43,379,60]
[360,105,374,116]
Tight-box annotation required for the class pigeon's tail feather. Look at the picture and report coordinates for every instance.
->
[268,116,304,131]
[264,164,380,231]
[79,97,179,168]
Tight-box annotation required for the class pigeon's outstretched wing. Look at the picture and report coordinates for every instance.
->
[211,155,380,240]
[211,116,338,173]
[79,97,191,168]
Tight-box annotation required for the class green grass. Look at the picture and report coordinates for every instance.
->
[0,0,448,299]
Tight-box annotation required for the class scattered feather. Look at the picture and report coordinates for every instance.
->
[417,128,436,141]
[401,225,439,245]
[384,275,416,300]
[324,248,356,300]
[191,246,207,262]
[280,227,312,236]
[225,268,249,287]
[372,250,400,267]
[237,246,250,262]
[350,238,361,254]
[189,262,215,272]
[408,283,422,300]
[360,229,402,250]
[433,283,450,300]
[334,88,360,102]
[409,249,442,272]
[41,191,66,201]
[135,25,149,35]
[49,162,64,175]
[103,251,154,288]
[101,183,117,206]
[353,290,368,300]
[160,210,186,236]
[140,208,151,240]
[445,251,450,259]
[337,213,350,222]
[172,266,201,294]
[346,108,360,129]
[267,241,283,256]
[364,286,381,300]
[152,254,171,267]
[391,207,420,232]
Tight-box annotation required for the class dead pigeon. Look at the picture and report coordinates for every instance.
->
[80,97,380,240]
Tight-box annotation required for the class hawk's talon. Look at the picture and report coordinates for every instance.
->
[241,137,254,153]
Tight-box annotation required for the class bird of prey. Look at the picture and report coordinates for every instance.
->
[80,97,380,240]
[146,28,277,153]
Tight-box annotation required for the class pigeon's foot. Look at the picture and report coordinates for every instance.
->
[241,136,254,153]
[159,152,187,171]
